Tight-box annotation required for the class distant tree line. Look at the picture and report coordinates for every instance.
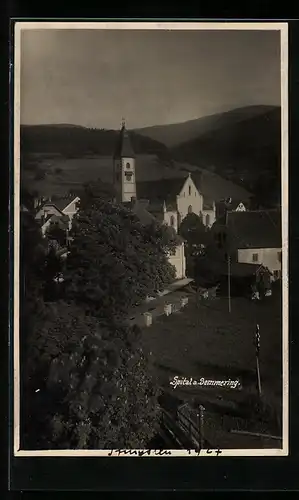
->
[20,125,173,163]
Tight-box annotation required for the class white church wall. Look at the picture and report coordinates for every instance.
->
[163,210,178,232]
[202,209,216,228]
[177,176,204,221]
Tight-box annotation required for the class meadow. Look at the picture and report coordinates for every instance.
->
[22,153,252,202]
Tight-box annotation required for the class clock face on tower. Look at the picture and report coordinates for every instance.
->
[125,171,133,181]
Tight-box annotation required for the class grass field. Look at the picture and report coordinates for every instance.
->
[141,284,283,447]
[22,153,251,201]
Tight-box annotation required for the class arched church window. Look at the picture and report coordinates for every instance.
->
[189,185,191,195]
[188,205,193,214]
[126,162,131,169]
[206,214,210,226]
[170,215,175,226]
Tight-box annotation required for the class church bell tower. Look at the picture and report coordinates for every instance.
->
[113,119,136,203]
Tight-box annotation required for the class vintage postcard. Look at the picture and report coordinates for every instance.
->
[13,21,288,458]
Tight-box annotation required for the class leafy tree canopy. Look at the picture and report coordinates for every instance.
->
[179,212,210,246]
[23,301,160,450]
[64,195,177,322]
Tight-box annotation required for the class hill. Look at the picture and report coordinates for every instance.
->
[134,105,278,148]
[21,124,172,161]
[170,107,281,207]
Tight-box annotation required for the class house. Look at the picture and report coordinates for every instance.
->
[212,209,282,280]
[35,195,80,236]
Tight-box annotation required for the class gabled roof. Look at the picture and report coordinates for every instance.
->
[132,202,157,226]
[136,175,189,204]
[226,209,282,249]
[203,199,215,210]
[37,196,78,214]
[114,124,135,159]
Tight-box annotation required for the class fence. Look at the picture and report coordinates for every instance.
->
[160,402,282,450]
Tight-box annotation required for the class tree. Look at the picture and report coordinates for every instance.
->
[42,247,65,301]
[23,301,160,450]
[20,211,48,314]
[63,196,177,322]
[46,221,67,247]
[179,213,210,248]
[81,178,117,203]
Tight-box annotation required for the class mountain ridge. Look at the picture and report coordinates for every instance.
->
[133,105,280,148]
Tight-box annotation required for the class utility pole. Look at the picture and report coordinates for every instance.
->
[228,253,231,313]
[225,209,231,313]
[198,405,205,450]
[255,324,262,397]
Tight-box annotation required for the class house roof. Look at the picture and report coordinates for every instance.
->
[203,200,215,210]
[114,124,136,159]
[226,209,282,249]
[136,175,188,204]
[38,197,77,214]
[132,202,157,226]
[217,198,247,211]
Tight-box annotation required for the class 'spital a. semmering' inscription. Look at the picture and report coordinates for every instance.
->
[170,376,241,390]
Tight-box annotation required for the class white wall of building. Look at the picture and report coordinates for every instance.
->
[113,157,137,203]
[237,247,282,276]
[177,176,204,221]
[168,243,186,280]
[163,210,178,233]
[62,197,80,228]
[202,209,216,228]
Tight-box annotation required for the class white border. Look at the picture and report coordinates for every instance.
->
[13,21,289,457]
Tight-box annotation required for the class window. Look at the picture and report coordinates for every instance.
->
[126,162,131,169]
[188,205,193,214]
[170,248,176,256]
[206,214,210,226]
[189,185,191,195]
[252,253,258,262]
[170,215,175,226]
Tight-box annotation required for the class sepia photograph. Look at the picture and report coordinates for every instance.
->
[13,21,288,457]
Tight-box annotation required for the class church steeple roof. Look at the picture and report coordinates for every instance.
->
[114,119,136,159]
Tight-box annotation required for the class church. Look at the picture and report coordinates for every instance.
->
[113,121,216,280]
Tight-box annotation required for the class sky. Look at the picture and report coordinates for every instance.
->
[20,27,281,129]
